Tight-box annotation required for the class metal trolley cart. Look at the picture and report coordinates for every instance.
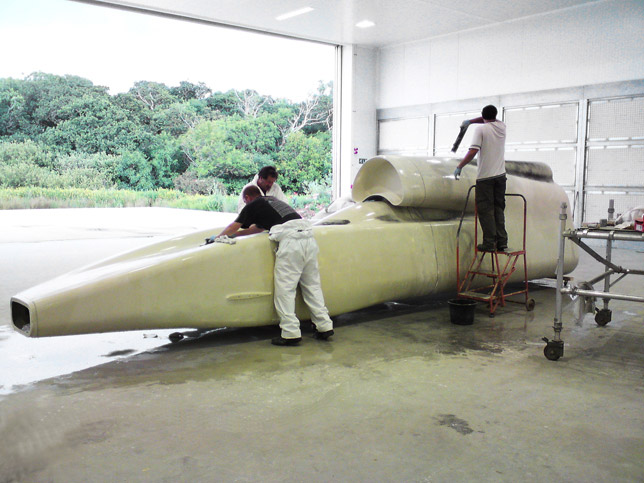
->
[456,186,535,317]
[544,202,644,361]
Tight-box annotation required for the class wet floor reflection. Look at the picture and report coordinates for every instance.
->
[46,291,554,395]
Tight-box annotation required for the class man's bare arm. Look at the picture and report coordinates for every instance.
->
[217,222,242,238]
[458,148,480,169]
[233,225,265,238]
[218,222,265,238]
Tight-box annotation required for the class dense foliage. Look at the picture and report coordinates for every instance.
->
[0,73,333,199]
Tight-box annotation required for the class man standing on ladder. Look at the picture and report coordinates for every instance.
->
[454,105,508,252]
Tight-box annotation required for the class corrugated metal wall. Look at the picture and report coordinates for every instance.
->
[377,81,644,225]
[584,96,644,223]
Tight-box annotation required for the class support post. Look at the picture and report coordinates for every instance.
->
[602,231,613,311]
[543,202,568,360]
[554,202,568,342]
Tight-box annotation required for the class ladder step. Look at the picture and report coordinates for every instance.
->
[498,249,524,255]
[469,269,498,277]
[459,291,493,301]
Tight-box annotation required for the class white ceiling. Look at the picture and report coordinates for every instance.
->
[90,0,602,47]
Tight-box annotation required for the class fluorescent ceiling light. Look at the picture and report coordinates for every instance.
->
[276,7,314,21]
[356,20,375,28]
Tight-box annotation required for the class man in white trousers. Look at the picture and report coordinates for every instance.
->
[213,185,334,346]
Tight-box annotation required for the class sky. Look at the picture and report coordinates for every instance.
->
[0,0,336,102]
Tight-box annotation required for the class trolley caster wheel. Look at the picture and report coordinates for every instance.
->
[525,298,536,311]
[169,332,184,343]
[594,308,611,326]
[542,337,564,361]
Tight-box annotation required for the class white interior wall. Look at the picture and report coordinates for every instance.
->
[338,45,378,199]
[377,0,644,108]
[341,0,644,202]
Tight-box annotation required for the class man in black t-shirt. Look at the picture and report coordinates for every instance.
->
[212,185,334,346]
[235,190,301,233]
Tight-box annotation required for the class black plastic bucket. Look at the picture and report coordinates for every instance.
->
[448,299,477,325]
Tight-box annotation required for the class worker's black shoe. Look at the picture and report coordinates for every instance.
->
[313,329,334,341]
[497,245,507,252]
[271,336,302,346]
[477,243,496,252]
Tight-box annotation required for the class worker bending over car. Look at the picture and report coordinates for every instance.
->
[210,185,334,346]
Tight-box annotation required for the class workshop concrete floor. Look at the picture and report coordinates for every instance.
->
[1,213,643,482]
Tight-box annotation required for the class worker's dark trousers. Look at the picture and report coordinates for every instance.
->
[475,174,508,249]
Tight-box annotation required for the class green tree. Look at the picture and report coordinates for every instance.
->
[112,90,154,128]
[128,81,175,111]
[179,119,259,193]
[115,81,178,135]
[233,89,273,117]
[170,81,211,101]
[303,81,333,134]
[148,133,187,189]
[115,150,155,190]
[0,79,26,137]
[277,131,332,193]
[150,100,207,137]
[272,82,333,143]
[38,94,149,155]
[225,114,282,155]
[19,72,108,133]
[206,90,240,118]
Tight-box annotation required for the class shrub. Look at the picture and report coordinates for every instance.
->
[0,139,55,168]
[173,170,217,195]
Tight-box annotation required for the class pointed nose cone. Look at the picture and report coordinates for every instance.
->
[12,232,278,337]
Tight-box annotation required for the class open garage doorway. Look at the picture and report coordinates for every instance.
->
[0,0,337,211]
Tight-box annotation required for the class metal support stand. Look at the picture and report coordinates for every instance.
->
[543,202,568,360]
[545,202,644,360]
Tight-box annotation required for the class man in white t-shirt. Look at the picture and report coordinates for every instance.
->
[454,105,508,252]
[237,166,287,213]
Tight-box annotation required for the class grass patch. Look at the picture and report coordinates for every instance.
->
[0,187,330,216]
[0,187,237,211]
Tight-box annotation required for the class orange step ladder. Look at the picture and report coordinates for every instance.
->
[456,188,535,317]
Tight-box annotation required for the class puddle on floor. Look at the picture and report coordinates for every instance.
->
[0,325,183,396]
